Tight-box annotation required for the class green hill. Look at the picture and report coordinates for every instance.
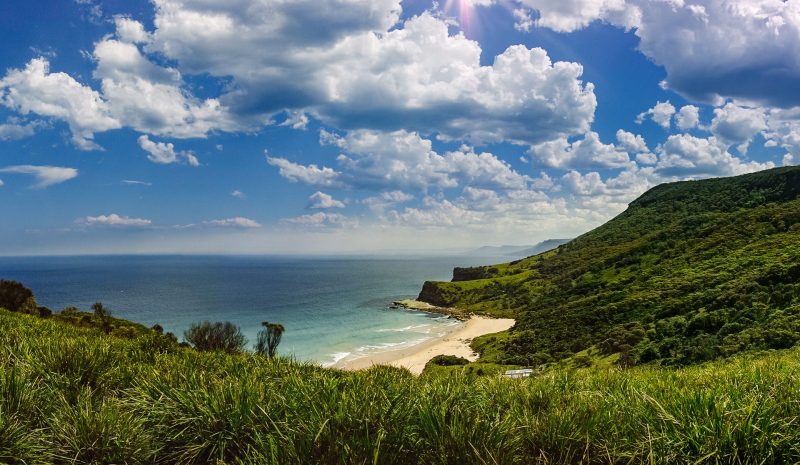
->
[418,166,800,367]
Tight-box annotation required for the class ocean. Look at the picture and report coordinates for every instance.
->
[0,254,507,366]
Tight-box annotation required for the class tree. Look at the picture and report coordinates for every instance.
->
[184,321,247,354]
[0,280,36,313]
[255,321,285,359]
[92,302,112,333]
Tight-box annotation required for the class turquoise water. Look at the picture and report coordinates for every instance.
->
[0,255,506,366]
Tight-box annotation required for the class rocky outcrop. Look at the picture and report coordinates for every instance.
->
[417,281,455,307]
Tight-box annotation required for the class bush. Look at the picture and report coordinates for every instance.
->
[428,355,470,366]
[0,281,35,313]
[184,321,247,354]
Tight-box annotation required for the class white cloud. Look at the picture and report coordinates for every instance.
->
[282,212,354,228]
[137,135,199,166]
[114,16,151,44]
[121,179,152,186]
[784,153,800,166]
[280,111,310,130]
[634,1,800,107]
[308,191,345,209]
[0,58,120,150]
[615,129,649,153]
[675,105,701,130]
[93,36,236,139]
[2,2,599,151]
[710,103,767,153]
[266,154,342,188]
[636,101,676,129]
[528,131,630,169]
[764,107,800,165]
[0,118,41,141]
[231,190,246,199]
[513,8,535,31]
[362,190,414,213]
[148,3,597,145]
[82,213,152,227]
[202,217,261,228]
[512,0,800,107]
[0,165,78,188]
[284,130,531,192]
[512,0,639,33]
[635,152,658,165]
[655,134,774,178]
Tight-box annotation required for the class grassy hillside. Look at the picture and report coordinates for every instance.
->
[419,167,800,366]
[5,308,800,464]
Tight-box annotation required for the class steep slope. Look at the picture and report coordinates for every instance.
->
[418,166,800,366]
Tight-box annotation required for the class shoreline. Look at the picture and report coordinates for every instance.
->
[334,315,515,375]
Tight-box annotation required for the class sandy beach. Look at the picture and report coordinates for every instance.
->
[335,316,515,375]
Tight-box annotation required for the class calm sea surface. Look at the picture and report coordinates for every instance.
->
[0,255,507,366]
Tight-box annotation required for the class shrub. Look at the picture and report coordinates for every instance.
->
[428,355,470,366]
[0,281,35,313]
[184,321,247,354]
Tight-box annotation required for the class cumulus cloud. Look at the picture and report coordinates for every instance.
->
[0,118,42,141]
[147,3,596,145]
[308,191,345,209]
[675,105,701,130]
[273,130,531,192]
[202,217,261,228]
[528,131,631,169]
[1,1,599,151]
[362,190,414,213]
[710,103,767,153]
[0,58,120,150]
[636,101,676,129]
[615,129,649,153]
[655,134,774,178]
[137,135,199,166]
[114,16,151,44]
[282,212,354,228]
[93,35,236,139]
[511,0,800,107]
[512,0,639,33]
[0,165,78,188]
[764,107,800,165]
[81,213,152,227]
[266,154,342,188]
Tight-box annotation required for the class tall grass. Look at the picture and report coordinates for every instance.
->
[3,309,800,464]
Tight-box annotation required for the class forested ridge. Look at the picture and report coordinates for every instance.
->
[420,166,800,367]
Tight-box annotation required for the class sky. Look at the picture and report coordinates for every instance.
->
[0,0,797,255]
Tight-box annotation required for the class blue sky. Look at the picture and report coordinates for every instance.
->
[0,0,797,254]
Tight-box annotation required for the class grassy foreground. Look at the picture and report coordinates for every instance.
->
[3,309,800,464]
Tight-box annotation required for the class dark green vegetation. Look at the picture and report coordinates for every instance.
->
[6,308,800,464]
[419,167,800,366]
[184,321,248,354]
[255,321,285,358]
[427,354,470,366]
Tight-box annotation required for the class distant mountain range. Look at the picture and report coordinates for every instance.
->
[468,239,571,258]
